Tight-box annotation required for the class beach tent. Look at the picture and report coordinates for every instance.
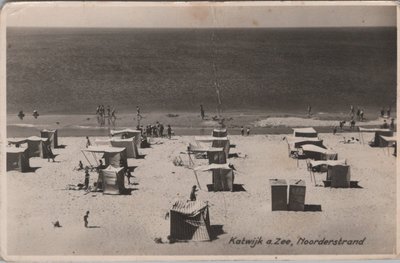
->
[326,165,351,188]
[110,129,141,147]
[170,200,211,241]
[212,128,227,138]
[100,165,126,195]
[26,136,50,158]
[195,136,230,158]
[358,127,392,145]
[7,138,28,148]
[309,159,347,173]
[373,131,394,147]
[207,148,227,164]
[301,144,338,160]
[40,129,58,148]
[195,163,234,191]
[293,128,318,138]
[286,137,324,156]
[83,146,127,168]
[7,147,30,172]
[96,138,139,158]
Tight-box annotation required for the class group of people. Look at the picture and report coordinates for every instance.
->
[96,105,117,126]
[137,122,173,139]
[17,110,39,120]
[349,105,366,121]
[240,126,251,136]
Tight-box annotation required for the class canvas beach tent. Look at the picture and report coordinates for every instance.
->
[293,127,318,138]
[301,144,338,161]
[373,131,394,147]
[358,127,392,145]
[26,136,50,158]
[170,200,212,241]
[195,163,234,191]
[326,164,351,188]
[40,129,58,148]
[110,129,141,147]
[207,148,227,164]
[82,146,127,168]
[309,159,347,173]
[212,128,227,138]
[95,138,139,158]
[8,138,28,148]
[100,165,126,195]
[195,136,230,158]
[7,147,30,172]
[286,137,324,156]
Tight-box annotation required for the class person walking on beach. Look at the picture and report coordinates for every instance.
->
[86,136,91,148]
[33,110,39,119]
[339,121,345,131]
[350,105,355,117]
[47,144,55,162]
[387,106,391,118]
[246,127,250,136]
[200,105,205,120]
[84,169,90,190]
[333,126,337,135]
[159,124,164,138]
[360,109,364,121]
[390,118,395,130]
[18,110,25,120]
[190,185,198,201]
[84,211,89,228]
[380,107,385,118]
[356,107,361,121]
[381,120,389,129]
[307,105,312,117]
[167,125,172,139]
[241,126,244,136]
[350,119,356,130]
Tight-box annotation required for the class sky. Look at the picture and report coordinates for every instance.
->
[3,2,397,28]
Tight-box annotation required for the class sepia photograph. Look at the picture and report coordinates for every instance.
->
[1,1,398,260]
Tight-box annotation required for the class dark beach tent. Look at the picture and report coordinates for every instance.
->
[326,165,351,188]
[26,136,50,158]
[110,129,141,147]
[110,138,139,159]
[83,146,128,168]
[309,159,347,173]
[195,163,234,191]
[7,138,28,148]
[373,130,394,147]
[378,135,397,148]
[212,128,227,138]
[207,147,226,164]
[7,147,30,172]
[40,129,58,148]
[301,144,338,161]
[100,165,126,195]
[293,127,318,138]
[170,200,212,242]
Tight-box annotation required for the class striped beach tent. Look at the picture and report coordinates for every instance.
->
[212,128,227,138]
[170,200,212,241]
[100,165,126,195]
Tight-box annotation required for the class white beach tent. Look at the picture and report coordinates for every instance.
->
[293,127,318,138]
[358,127,392,145]
[301,144,338,161]
[95,138,139,158]
[82,146,127,168]
[26,136,51,158]
[286,137,324,156]
[110,129,141,147]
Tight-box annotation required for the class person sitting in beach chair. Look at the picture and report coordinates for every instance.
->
[73,161,84,171]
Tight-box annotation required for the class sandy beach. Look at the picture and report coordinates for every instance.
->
[5,132,396,256]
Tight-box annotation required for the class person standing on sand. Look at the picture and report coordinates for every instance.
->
[387,106,391,118]
[167,125,172,139]
[380,107,385,118]
[360,109,364,121]
[86,136,91,148]
[160,124,164,138]
[84,211,89,228]
[307,105,312,117]
[350,105,355,117]
[350,119,356,130]
[241,126,244,136]
[200,105,205,120]
[190,185,198,201]
[356,107,361,121]
[333,126,337,135]
[246,127,250,136]
[84,169,90,190]
[47,144,55,162]
[18,110,25,120]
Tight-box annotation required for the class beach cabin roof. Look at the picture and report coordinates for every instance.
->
[41,129,57,133]
[194,163,231,171]
[358,127,391,133]
[171,200,208,216]
[8,138,28,144]
[110,129,141,135]
[309,159,347,168]
[84,146,125,153]
[195,136,229,142]
[293,127,317,138]
[6,147,28,154]
[27,136,48,142]
[286,137,323,149]
[301,144,335,154]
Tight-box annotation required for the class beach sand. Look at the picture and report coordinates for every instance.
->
[5,133,396,257]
